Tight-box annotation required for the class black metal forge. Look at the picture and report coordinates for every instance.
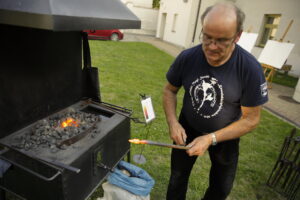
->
[0,100,131,200]
[0,0,140,200]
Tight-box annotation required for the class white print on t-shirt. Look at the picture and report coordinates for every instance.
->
[260,82,268,97]
[189,75,224,119]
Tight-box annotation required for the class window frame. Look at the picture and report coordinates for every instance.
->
[258,14,281,47]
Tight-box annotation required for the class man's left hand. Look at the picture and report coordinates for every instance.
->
[186,135,212,156]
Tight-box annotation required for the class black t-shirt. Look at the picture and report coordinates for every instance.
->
[166,44,268,133]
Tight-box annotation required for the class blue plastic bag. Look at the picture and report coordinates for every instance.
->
[0,159,11,178]
[108,161,155,196]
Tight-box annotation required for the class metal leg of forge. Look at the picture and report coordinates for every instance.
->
[0,189,5,200]
[267,128,300,199]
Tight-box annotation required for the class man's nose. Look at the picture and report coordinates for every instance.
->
[208,41,218,49]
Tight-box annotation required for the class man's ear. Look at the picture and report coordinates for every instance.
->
[234,31,243,43]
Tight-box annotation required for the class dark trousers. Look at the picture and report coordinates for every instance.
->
[166,115,240,200]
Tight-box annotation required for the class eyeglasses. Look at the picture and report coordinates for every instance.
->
[200,31,236,48]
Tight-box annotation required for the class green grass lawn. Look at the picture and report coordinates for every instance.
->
[273,72,298,88]
[88,40,298,200]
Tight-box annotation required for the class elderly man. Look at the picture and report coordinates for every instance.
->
[163,2,268,200]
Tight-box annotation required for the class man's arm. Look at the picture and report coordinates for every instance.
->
[187,105,262,156]
[163,82,187,145]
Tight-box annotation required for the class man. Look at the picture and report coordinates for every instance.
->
[163,2,268,200]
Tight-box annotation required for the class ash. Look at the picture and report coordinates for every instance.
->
[13,108,101,153]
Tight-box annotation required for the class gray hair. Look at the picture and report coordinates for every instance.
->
[201,2,245,33]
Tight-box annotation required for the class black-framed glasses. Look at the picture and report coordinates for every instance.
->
[200,31,236,48]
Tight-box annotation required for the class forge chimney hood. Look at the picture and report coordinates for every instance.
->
[0,0,141,31]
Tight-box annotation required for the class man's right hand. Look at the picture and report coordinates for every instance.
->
[163,82,186,145]
[169,121,187,145]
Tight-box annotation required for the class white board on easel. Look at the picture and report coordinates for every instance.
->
[258,40,295,69]
[237,32,258,53]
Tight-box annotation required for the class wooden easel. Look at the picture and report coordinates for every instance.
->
[262,63,276,88]
[261,20,294,88]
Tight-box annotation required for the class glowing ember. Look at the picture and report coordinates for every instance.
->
[128,139,147,144]
[61,117,79,128]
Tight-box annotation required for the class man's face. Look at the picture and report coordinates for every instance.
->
[201,10,240,66]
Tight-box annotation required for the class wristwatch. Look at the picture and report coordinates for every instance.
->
[211,132,217,146]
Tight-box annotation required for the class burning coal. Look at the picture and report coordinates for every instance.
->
[61,117,79,128]
[12,108,101,152]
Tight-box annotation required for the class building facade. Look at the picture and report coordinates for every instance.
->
[156,0,300,76]
[122,0,158,35]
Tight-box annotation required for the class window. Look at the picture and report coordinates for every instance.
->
[172,14,178,32]
[258,14,281,47]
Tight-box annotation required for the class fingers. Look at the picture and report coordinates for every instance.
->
[186,141,202,156]
[169,121,187,145]
[186,140,195,148]
[187,144,204,156]
[181,133,187,145]
[186,135,211,156]
[172,128,186,145]
[175,129,186,145]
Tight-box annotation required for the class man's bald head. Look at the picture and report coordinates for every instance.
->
[201,2,245,33]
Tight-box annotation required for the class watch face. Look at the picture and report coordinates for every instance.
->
[211,133,217,145]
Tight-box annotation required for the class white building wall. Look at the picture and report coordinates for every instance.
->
[189,0,221,47]
[235,0,300,76]
[184,0,202,48]
[156,0,195,47]
[156,0,222,48]
[122,0,158,35]
[121,0,152,8]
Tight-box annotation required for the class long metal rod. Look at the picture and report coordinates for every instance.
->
[141,140,190,150]
[0,154,61,181]
[0,144,80,173]
[57,118,99,148]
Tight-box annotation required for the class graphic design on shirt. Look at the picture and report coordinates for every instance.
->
[260,82,268,97]
[189,75,224,118]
